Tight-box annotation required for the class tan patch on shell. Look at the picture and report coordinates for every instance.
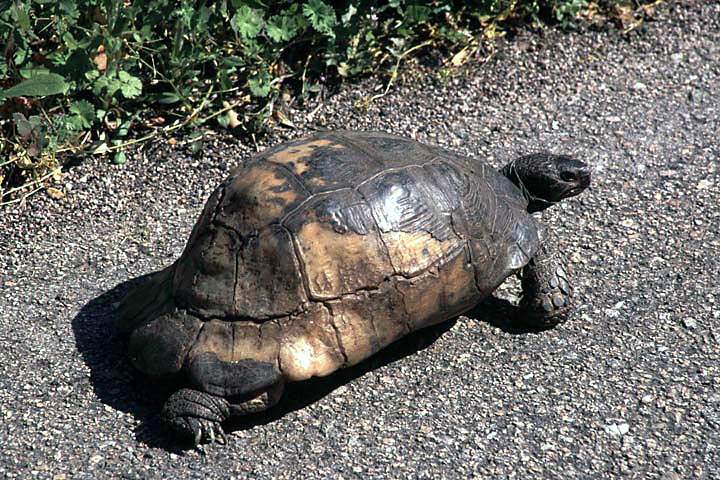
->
[327,286,409,366]
[266,139,343,176]
[395,247,481,331]
[230,323,280,367]
[293,220,392,299]
[381,230,465,277]
[326,298,378,366]
[278,304,344,381]
[306,176,327,188]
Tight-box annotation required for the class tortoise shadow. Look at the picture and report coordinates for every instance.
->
[72,273,188,450]
[72,272,540,450]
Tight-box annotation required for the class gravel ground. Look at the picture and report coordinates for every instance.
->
[2,1,719,478]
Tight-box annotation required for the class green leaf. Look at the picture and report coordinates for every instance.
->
[117,120,131,138]
[231,5,264,39]
[248,72,271,97]
[68,100,95,129]
[13,48,28,66]
[12,4,31,32]
[190,132,203,154]
[341,4,357,25]
[20,68,51,79]
[0,73,69,99]
[62,32,79,50]
[113,151,127,164]
[118,71,142,98]
[61,49,95,83]
[196,5,212,32]
[58,0,80,22]
[223,56,246,68]
[405,5,432,23]
[241,38,263,57]
[219,70,232,91]
[63,117,86,132]
[266,13,301,42]
[158,92,181,104]
[265,21,286,43]
[94,75,123,99]
[303,0,336,39]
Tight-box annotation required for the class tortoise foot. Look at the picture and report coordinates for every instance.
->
[519,290,571,328]
[161,388,230,445]
[519,233,574,329]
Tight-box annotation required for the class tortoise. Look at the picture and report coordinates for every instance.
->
[117,130,591,444]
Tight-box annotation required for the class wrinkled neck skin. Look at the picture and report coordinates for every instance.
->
[500,161,555,213]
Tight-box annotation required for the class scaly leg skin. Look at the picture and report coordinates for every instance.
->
[161,383,285,445]
[518,238,574,328]
[162,352,285,445]
[229,380,285,416]
[161,388,230,445]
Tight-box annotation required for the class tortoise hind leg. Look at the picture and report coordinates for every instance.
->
[517,231,574,328]
[161,352,284,444]
[161,388,230,445]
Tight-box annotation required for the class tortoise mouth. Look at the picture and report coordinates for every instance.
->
[562,186,585,198]
[560,171,591,199]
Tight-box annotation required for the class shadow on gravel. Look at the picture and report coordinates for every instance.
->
[73,273,539,450]
[466,296,555,336]
[72,274,196,451]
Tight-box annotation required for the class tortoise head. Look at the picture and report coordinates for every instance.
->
[502,153,592,213]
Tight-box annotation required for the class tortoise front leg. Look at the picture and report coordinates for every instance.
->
[517,233,574,328]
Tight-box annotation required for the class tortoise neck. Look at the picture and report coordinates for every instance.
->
[500,160,554,213]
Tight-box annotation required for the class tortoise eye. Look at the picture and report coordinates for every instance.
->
[560,171,577,182]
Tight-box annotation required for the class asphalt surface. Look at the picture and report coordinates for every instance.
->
[1,1,719,478]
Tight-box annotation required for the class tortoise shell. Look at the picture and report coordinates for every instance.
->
[119,131,540,382]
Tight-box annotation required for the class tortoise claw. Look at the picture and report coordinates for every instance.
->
[193,423,202,446]
[214,424,227,445]
[207,422,216,444]
[186,417,226,446]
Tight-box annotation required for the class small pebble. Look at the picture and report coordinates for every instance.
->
[682,318,697,329]
[605,422,630,437]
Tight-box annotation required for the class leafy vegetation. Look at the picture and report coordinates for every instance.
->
[0,0,659,205]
